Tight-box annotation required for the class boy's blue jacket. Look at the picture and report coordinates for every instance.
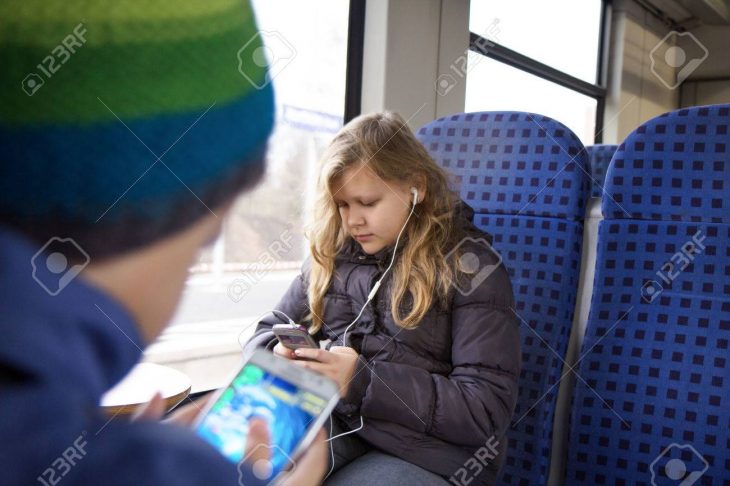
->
[0,227,263,486]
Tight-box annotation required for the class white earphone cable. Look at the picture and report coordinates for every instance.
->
[342,188,418,346]
[243,190,420,480]
[327,188,418,479]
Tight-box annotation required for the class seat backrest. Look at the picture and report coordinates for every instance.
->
[417,112,590,485]
[585,144,618,197]
[566,104,730,484]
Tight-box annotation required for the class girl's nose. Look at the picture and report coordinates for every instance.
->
[347,208,365,228]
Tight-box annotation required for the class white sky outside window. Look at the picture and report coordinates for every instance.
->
[469,0,602,83]
[467,0,601,144]
[146,2,349,377]
[465,55,598,144]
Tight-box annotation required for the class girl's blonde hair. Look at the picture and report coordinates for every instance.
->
[304,111,464,333]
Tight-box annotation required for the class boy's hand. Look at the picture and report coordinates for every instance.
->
[242,419,328,486]
[131,392,167,422]
[292,346,359,397]
[279,428,329,486]
[134,399,328,486]
[131,392,213,426]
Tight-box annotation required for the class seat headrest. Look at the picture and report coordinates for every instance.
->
[418,111,589,220]
[603,104,730,223]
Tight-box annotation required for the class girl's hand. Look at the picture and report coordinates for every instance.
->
[273,341,296,360]
[292,346,359,397]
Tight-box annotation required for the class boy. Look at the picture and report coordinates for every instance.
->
[0,1,326,484]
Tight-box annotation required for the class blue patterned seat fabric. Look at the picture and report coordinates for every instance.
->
[417,112,590,485]
[586,144,618,197]
[566,104,730,485]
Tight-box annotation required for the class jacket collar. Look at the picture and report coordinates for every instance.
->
[341,238,395,267]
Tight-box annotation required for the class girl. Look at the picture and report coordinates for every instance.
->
[253,112,520,485]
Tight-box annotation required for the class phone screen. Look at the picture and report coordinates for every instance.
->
[279,333,316,347]
[196,361,328,476]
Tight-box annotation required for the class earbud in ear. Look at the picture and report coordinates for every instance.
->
[410,187,419,205]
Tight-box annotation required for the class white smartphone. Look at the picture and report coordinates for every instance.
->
[272,323,319,350]
[193,348,339,479]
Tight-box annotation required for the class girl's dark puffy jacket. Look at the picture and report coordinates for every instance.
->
[254,201,520,485]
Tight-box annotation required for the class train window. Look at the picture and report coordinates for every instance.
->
[153,0,350,368]
[469,0,602,84]
[465,56,597,144]
[467,0,606,145]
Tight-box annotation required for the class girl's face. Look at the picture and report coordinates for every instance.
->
[332,164,418,255]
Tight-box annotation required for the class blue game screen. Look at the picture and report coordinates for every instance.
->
[196,362,327,477]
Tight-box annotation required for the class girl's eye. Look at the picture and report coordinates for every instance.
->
[336,200,377,208]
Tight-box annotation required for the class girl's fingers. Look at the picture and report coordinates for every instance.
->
[292,360,326,374]
[293,348,331,362]
[273,342,296,359]
[330,346,357,356]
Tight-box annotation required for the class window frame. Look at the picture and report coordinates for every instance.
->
[344,0,366,123]
[467,0,610,143]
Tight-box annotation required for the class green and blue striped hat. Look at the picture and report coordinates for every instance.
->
[0,0,275,258]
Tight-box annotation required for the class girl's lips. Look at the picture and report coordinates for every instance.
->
[355,234,373,241]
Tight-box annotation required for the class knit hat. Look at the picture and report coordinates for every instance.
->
[0,0,275,259]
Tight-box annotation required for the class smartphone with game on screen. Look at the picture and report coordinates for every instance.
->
[193,348,339,480]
